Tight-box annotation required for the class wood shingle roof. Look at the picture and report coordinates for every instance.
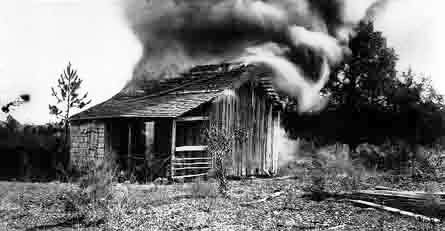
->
[70,63,284,121]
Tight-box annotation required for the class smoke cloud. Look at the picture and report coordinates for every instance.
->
[123,0,388,113]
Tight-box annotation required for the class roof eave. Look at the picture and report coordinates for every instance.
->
[70,115,178,122]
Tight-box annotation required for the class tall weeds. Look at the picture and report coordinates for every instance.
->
[53,152,118,228]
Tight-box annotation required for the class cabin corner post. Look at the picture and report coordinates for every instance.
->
[170,119,177,178]
[127,123,133,172]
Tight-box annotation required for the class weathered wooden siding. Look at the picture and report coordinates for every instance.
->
[210,81,281,176]
[70,120,106,167]
[70,82,282,178]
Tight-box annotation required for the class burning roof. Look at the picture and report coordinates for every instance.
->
[123,0,388,114]
[70,63,285,121]
[73,0,390,120]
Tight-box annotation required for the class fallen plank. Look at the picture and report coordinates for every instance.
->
[351,190,445,217]
[348,199,441,223]
[325,224,347,230]
[306,189,445,218]
[357,190,445,199]
[240,191,285,206]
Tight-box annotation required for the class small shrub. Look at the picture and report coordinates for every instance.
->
[303,158,327,200]
[69,158,96,181]
[355,143,384,169]
[327,161,365,192]
[52,153,119,228]
[78,159,116,202]
[355,141,413,173]
[189,178,217,198]
[414,147,445,181]
[204,125,247,196]
[303,143,367,197]
[53,185,107,227]
[56,186,90,213]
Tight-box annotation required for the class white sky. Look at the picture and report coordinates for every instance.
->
[0,0,444,124]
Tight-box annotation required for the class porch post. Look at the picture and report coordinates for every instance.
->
[127,123,132,171]
[170,119,176,178]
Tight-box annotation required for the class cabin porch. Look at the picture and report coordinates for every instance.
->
[104,116,212,180]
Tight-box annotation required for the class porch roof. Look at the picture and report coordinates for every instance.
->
[70,63,284,121]
[70,92,221,120]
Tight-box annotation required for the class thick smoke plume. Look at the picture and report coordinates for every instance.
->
[124,0,388,112]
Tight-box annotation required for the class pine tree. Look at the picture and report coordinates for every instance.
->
[49,62,91,147]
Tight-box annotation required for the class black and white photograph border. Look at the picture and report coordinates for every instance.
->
[0,0,444,230]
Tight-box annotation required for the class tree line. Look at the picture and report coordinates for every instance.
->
[0,62,91,180]
[283,21,445,150]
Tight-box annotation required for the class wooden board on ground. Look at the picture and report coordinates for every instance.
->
[346,189,445,218]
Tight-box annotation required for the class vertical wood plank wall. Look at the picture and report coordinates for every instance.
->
[210,81,281,176]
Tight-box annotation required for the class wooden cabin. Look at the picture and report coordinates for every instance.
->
[69,63,286,179]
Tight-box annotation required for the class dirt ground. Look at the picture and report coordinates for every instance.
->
[0,177,443,230]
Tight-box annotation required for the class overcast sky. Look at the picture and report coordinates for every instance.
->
[0,0,444,124]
